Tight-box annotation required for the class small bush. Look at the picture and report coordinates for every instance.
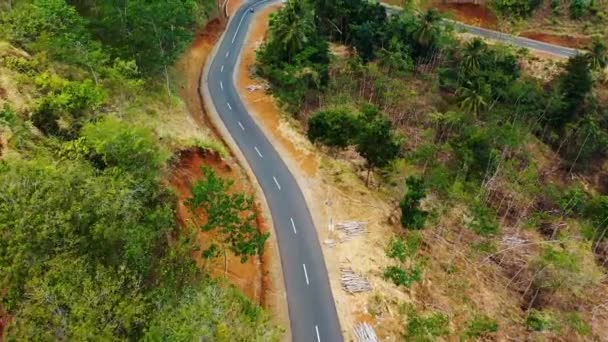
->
[570,0,591,18]
[400,176,429,230]
[565,312,591,336]
[0,104,18,128]
[559,187,588,216]
[386,233,421,262]
[525,310,559,332]
[383,265,422,288]
[80,118,166,177]
[405,309,450,341]
[464,314,498,339]
[467,200,500,236]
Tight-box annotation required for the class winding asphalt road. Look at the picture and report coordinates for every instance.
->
[202,2,577,341]
[383,4,579,57]
[203,1,342,341]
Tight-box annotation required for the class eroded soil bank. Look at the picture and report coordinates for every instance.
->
[171,7,283,315]
[167,148,265,301]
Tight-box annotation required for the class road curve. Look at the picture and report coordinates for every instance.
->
[202,1,343,341]
[382,4,578,57]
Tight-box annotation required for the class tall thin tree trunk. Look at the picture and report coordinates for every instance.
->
[567,129,591,176]
[224,250,228,278]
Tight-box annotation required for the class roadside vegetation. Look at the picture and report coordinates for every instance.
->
[258,0,608,338]
[0,0,279,340]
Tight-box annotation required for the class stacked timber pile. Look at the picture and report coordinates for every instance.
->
[340,267,372,293]
[335,221,366,241]
[353,322,379,342]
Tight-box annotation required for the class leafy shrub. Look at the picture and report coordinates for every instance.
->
[565,312,591,336]
[405,309,450,341]
[31,73,105,137]
[400,176,429,230]
[467,200,500,236]
[383,265,422,288]
[386,234,421,262]
[80,118,166,178]
[492,0,542,17]
[559,187,588,216]
[464,314,498,339]
[570,0,591,18]
[145,282,281,341]
[536,243,603,294]
[525,310,559,331]
[0,104,18,128]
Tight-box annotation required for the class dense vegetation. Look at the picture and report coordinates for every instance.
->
[491,0,606,19]
[0,0,279,340]
[259,0,608,338]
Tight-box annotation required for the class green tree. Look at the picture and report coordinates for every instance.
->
[1,0,108,71]
[31,73,105,138]
[0,157,173,310]
[492,0,541,17]
[187,167,269,272]
[551,54,593,128]
[263,0,316,63]
[307,108,359,150]
[460,38,488,73]
[6,257,146,340]
[145,282,281,342]
[456,80,491,116]
[73,0,205,75]
[413,9,442,49]
[79,118,166,178]
[586,37,607,70]
[355,105,401,185]
[400,176,429,230]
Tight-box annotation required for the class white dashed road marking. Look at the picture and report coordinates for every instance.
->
[225,51,230,58]
[273,176,281,190]
[220,81,223,90]
[227,102,232,110]
[290,217,297,234]
[221,65,224,72]
[238,121,245,130]
[254,146,263,158]
[302,264,310,285]
[315,325,321,342]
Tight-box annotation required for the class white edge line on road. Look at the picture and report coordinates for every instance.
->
[273,176,281,191]
[254,146,263,158]
[238,121,245,130]
[227,102,232,110]
[315,325,320,342]
[290,217,297,234]
[231,8,249,44]
[220,65,224,72]
[302,264,310,285]
[220,81,223,90]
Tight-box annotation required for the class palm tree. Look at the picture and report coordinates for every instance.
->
[271,0,315,62]
[456,80,490,116]
[413,9,441,48]
[461,38,487,72]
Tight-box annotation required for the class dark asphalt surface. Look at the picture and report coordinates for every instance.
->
[383,5,579,57]
[204,2,577,341]
[204,1,343,341]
